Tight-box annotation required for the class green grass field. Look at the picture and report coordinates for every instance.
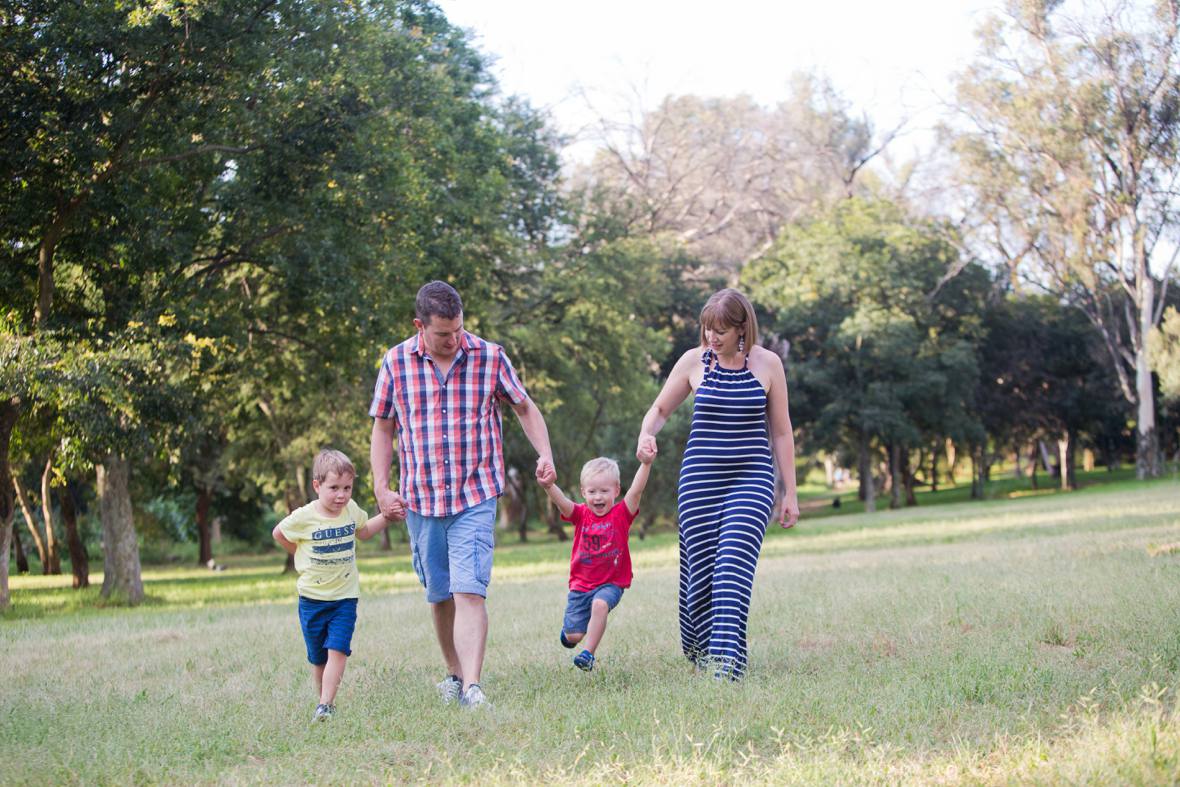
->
[4,479,1180,784]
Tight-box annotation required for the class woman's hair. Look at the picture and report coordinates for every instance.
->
[698,288,759,351]
[313,449,356,482]
[579,457,620,487]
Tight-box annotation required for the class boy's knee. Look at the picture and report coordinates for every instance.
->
[565,631,584,643]
[591,599,610,613]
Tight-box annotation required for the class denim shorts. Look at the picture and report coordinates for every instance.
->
[562,583,624,635]
[298,596,357,665]
[405,498,497,603]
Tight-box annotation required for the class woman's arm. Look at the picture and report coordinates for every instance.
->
[762,349,799,529]
[637,348,698,458]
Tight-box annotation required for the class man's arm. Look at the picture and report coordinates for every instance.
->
[509,397,555,479]
[369,417,406,520]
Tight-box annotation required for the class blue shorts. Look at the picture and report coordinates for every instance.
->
[298,596,357,665]
[562,583,624,635]
[405,498,497,603]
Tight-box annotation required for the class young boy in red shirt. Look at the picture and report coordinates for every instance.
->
[537,446,654,671]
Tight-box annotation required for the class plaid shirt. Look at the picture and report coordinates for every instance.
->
[369,331,529,517]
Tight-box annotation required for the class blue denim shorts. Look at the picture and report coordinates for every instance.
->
[405,498,497,603]
[562,583,624,635]
[298,596,357,665]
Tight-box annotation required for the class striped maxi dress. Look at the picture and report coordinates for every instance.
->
[676,349,775,679]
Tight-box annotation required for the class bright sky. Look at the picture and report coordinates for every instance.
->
[435,0,1000,163]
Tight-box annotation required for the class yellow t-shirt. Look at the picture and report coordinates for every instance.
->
[278,499,366,601]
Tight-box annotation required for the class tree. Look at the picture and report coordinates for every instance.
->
[952,0,1180,478]
[574,73,899,276]
[744,197,987,510]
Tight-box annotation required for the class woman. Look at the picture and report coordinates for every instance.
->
[638,288,799,680]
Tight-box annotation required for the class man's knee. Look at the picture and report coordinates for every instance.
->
[453,591,485,607]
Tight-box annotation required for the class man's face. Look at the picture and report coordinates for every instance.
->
[414,314,464,360]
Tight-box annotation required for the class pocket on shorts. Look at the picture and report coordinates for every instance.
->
[410,543,427,588]
[473,528,495,586]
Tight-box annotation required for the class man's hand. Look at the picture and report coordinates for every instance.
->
[376,487,407,521]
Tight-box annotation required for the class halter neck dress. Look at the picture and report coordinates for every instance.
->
[676,348,775,679]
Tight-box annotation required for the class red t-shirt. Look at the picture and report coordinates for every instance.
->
[563,501,636,591]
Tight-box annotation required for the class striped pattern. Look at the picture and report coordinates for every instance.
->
[369,331,528,516]
[677,349,774,680]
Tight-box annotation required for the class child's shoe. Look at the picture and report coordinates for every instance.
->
[312,703,335,722]
[560,630,575,649]
[436,674,462,705]
[573,650,595,671]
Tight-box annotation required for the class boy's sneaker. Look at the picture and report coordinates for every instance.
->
[573,650,595,671]
[436,674,462,705]
[312,703,335,722]
[560,630,575,649]
[459,683,489,709]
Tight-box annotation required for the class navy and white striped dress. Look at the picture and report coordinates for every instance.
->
[677,349,775,679]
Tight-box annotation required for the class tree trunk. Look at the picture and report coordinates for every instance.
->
[1039,441,1056,477]
[888,442,903,510]
[0,398,18,610]
[59,483,89,589]
[40,454,61,574]
[1057,430,1077,491]
[196,485,213,567]
[944,437,958,485]
[859,431,876,512]
[929,441,938,492]
[902,450,918,507]
[823,454,836,488]
[12,476,48,573]
[1135,255,1162,479]
[97,455,144,604]
[379,524,392,551]
[13,524,28,573]
[1028,443,1039,490]
[1083,448,1095,472]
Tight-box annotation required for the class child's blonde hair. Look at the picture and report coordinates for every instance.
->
[580,457,620,487]
[313,449,355,482]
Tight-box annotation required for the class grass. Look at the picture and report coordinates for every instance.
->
[3,479,1180,784]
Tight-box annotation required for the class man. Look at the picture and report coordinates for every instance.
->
[369,281,554,708]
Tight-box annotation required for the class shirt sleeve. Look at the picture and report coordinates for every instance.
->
[614,502,637,528]
[369,349,398,419]
[494,347,529,405]
[561,504,586,526]
[278,508,307,542]
[348,499,368,524]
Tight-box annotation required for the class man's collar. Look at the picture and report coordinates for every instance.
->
[410,330,475,359]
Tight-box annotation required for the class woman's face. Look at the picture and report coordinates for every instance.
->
[704,322,741,354]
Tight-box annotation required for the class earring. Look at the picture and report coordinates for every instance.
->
[738,336,745,353]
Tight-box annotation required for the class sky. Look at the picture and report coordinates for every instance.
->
[434,0,1001,163]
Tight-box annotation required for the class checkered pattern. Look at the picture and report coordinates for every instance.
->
[370,331,529,516]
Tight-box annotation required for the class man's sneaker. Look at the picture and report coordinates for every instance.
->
[459,683,489,709]
[560,630,576,649]
[573,649,595,671]
[312,703,335,722]
[437,674,462,705]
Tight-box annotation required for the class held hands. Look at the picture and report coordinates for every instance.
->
[535,456,556,488]
[636,433,658,464]
[376,487,407,521]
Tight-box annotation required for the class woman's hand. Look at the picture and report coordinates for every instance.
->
[776,493,799,529]
[636,433,658,463]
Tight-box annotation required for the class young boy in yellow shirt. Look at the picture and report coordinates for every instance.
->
[273,449,396,722]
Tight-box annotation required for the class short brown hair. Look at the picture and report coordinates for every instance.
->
[698,288,758,351]
[415,281,463,323]
[313,449,355,482]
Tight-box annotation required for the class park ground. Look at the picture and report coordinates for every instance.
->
[3,475,1180,784]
